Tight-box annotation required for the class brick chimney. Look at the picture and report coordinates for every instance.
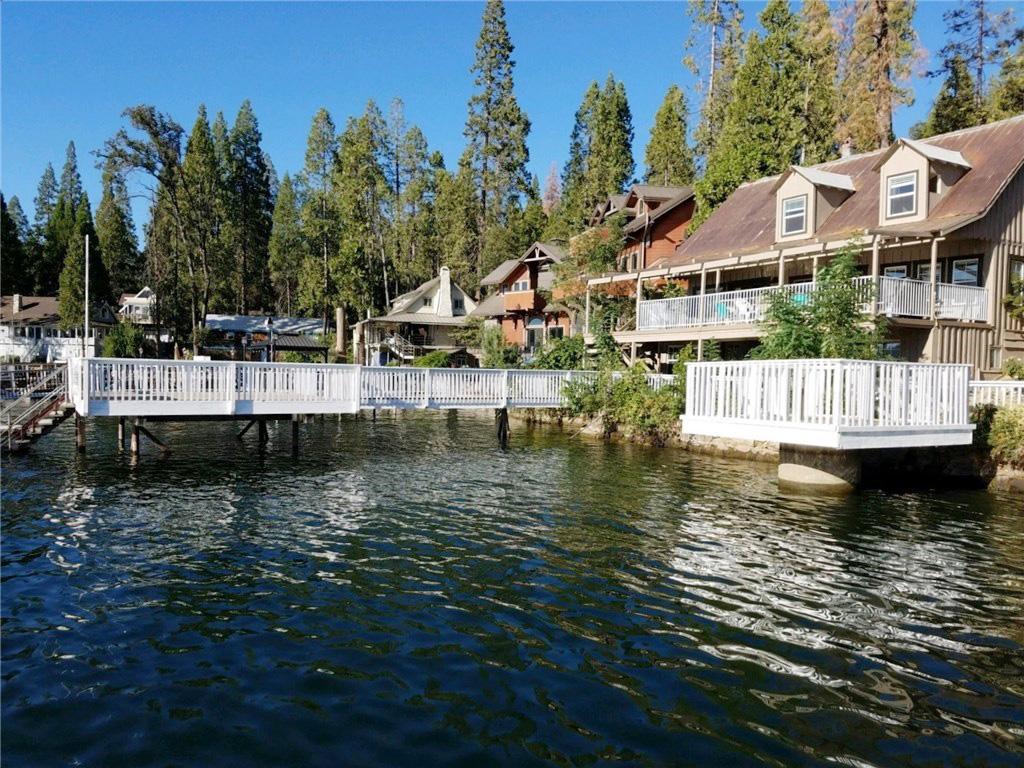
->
[12,294,22,314]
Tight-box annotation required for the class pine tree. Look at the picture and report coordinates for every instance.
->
[298,108,339,331]
[989,38,1024,118]
[32,164,58,236]
[644,85,695,185]
[931,0,1018,110]
[268,173,303,315]
[918,55,984,137]
[96,157,141,301]
[435,151,480,291]
[542,163,561,214]
[225,100,273,314]
[556,82,602,233]
[7,195,29,243]
[839,0,919,152]
[58,141,83,209]
[143,184,189,346]
[395,126,438,293]
[586,75,634,203]
[464,0,531,283]
[2,194,29,294]
[798,0,840,164]
[58,193,110,328]
[694,0,806,227]
[687,0,745,168]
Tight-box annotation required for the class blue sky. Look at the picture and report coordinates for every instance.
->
[0,1,1011,230]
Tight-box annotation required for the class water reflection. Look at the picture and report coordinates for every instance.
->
[2,413,1022,767]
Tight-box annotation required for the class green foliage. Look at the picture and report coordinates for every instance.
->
[528,335,585,370]
[916,55,983,138]
[101,321,147,358]
[450,315,485,348]
[1004,276,1024,323]
[1003,358,1024,381]
[58,193,110,329]
[1,194,29,294]
[96,157,141,301]
[268,174,304,315]
[644,85,695,186]
[970,403,997,449]
[797,0,839,164]
[481,325,521,368]
[411,349,451,368]
[989,405,1024,468]
[753,242,889,360]
[591,327,625,371]
[988,39,1024,118]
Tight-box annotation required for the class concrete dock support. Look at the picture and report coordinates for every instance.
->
[75,414,86,453]
[778,444,861,493]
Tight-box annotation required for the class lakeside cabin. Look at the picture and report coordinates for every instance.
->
[354,267,477,366]
[1,294,115,362]
[585,115,1024,377]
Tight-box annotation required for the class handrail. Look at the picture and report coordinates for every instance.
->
[0,364,67,420]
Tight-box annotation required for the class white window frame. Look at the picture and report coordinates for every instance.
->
[916,263,933,282]
[883,265,908,279]
[951,257,980,286]
[886,171,917,218]
[1009,259,1024,284]
[510,279,530,293]
[781,194,807,237]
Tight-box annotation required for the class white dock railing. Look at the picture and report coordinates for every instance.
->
[636,277,988,331]
[969,380,1024,407]
[68,359,677,417]
[683,359,974,449]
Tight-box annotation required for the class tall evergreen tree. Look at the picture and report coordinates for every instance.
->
[644,85,695,185]
[917,55,984,137]
[298,108,339,331]
[32,164,58,237]
[686,0,745,169]
[2,194,29,294]
[586,75,634,204]
[694,0,806,227]
[96,157,141,301]
[225,100,274,314]
[464,0,531,282]
[143,184,188,346]
[268,173,304,315]
[839,0,919,152]
[435,151,480,291]
[798,0,840,164]
[931,0,1018,109]
[7,195,29,244]
[58,193,110,328]
[556,82,602,234]
[58,141,83,208]
[542,163,561,214]
[989,37,1024,118]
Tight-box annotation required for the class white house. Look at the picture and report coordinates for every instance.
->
[118,287,157,325]
[1,295,115,362]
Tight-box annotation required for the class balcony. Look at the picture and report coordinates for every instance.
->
[504,290,541,313]
[636,276,988,331]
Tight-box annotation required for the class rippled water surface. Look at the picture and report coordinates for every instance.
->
[3,413,1024,767]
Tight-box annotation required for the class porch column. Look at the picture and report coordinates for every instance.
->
[700,266,707,294]
[634,275,643,320]
[700,266,709,326]
[812,253,820,281]
[870,235,881,315]
[584,286,591,335]
[714,269,721,291]
[777,250,785,287]
[929,237,939,321]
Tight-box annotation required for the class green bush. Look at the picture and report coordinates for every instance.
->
[102,321,147,358]
[528,335,585,370]
[481,326,521,369]
[1003,358,1024,380]
[989,405,1024,468]
[411,350,451,368]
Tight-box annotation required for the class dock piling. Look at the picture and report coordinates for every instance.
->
[75,414,86,453]
[291,415,299,457]
[496,407,510,449]
[117,417,125,451]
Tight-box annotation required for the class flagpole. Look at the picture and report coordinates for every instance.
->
[84,234,90,358]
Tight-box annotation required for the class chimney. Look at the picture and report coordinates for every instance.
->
[839,138,853,159]
[437,266,452,316]
[12,294,22,314]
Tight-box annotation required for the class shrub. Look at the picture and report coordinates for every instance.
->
[1003,358,1024,380]
[481,326,521,369]
[989,405,1024,468]
[411,350,451,368]
[102,321,146,358]
[528,335,585,370]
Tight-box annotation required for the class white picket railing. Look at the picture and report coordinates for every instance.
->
[636,277,988,331]
[683,359,974,449]
[68,359,677,416]
[969,380,1024,407]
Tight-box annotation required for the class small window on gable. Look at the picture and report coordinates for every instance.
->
[422,296,433,307]
[781,195,807,236]
[453,297,464,311]
[887,172,917,218]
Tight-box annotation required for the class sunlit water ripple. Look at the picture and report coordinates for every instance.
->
[2,412,1023,767]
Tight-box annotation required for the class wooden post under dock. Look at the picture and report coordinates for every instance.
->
[117,417,125,451]
[496,407,510,449]
[130,418,140,457]
[258,419,269,444]
[291,415,300,457]
[75,414,86,453]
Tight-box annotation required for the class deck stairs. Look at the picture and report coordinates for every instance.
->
[381,333,422,361]
[1,365,72,455]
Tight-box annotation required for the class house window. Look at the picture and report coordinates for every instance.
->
[453,297,464,311]
[952,258,980,286]
[887,172,917,218]
[884,265,908,279]
[422,296,433,307]
[781,195,807,236]
[916,263,933,282]
[548,326,564,341]
[1009,260,1024,285]
[511,279,529,293]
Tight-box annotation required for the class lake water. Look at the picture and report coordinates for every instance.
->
[3,413,1023,767]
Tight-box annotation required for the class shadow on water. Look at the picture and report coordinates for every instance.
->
[2,412,1023,767]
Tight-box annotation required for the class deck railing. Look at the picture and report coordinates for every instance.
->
[636,277,988,331]
[685,359,971,432]
[969,380,1024,407]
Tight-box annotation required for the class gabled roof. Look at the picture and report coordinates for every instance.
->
[623,187,695,234]
[771,166,855,193]
[1,295,61,325]
[522,241,566,263]
[469,292,505,317]
[627,184,689,203]
[872,137,971,171]
[481,259,520,287]
[669,115,1024,268]
[206,314,324,335]
[389,275,440,314]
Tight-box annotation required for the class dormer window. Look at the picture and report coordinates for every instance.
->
[422,296,433,307]
[781,195,807,236]
[887,172,917,218]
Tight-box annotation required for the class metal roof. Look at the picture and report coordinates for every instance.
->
[481,259,521,287]
[772,166,855,193]
[206,314,324,335]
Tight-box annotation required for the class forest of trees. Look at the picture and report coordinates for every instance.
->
[3,0,1022,353]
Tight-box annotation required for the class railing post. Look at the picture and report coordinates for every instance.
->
[502,368,510,408]
[423,368,431,409]
[229,362,238,414]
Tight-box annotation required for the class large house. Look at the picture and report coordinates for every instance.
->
[585,116,1024,376]
[355,267,477,365]
[1,294,115,362]
[591,184,695,273]
[473,241,572,355]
